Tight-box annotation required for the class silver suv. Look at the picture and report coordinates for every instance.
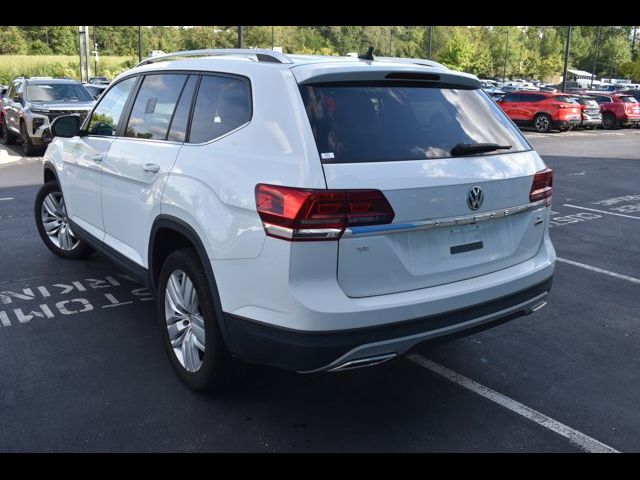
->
[1,77,94,155]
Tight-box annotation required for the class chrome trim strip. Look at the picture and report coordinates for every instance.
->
[263,223,343,240]
[328,353,397,372]
[344,199,548,237]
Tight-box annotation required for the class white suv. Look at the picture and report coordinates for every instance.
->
[35,49,555,390]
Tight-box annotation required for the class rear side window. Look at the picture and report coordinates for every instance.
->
[188,75,251,143]
[620,96,638,103]
[87,76,137,136]
[595,96,611,103]
[521,94,545,102]
[300,83,530,163]
[125,74,187,140]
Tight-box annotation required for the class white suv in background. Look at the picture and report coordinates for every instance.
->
[35,49,555,391]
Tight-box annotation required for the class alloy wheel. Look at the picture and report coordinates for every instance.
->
[40,192,79,251]
[164,269,206,373]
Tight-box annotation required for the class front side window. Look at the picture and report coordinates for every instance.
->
[300,83,531,163]
[188,75,251,144]
[87,77,137,136]
[125,74,187,140]
[26,82,93,102]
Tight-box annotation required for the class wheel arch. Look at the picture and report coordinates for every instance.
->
[149,215,235,353]
[43,160,59,185]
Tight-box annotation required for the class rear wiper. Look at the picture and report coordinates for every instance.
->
[451,143,512,157]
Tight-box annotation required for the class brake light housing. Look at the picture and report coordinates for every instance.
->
[255,184,395,241]
[530,168,553,205]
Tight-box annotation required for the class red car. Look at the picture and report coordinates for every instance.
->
[496,91,582,133]
[587,93,640,129]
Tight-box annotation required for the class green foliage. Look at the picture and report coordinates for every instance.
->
[1,26,638,83]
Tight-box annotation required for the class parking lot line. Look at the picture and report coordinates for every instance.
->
[407,354,620,453]
[563,204,640,220]
[0,197,14,201]
[556,257,640,284]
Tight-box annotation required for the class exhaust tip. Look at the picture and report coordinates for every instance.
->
[528,300,548,314]
[328,353,397,372]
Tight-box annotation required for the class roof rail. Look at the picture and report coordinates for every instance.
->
[136,48,293,67]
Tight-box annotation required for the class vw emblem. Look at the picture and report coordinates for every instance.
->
[467,186,484,210]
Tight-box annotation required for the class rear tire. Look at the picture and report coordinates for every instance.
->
[156,248,235,391]
[533,113,552,133]
[34,181,93,260]
[602,113,617,130]
[1,118,17,145]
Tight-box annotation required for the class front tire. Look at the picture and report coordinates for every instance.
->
[157,248,234,391]
[34,181,93,259]
[1,119,17,145]
[20,122,37,156]
[533,113,552,133]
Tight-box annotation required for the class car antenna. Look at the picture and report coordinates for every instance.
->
[358,46,375,61]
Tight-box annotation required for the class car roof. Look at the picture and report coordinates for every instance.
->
[119,49,479,89]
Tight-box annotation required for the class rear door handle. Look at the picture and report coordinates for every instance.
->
[143,163,160,174]
[88,153,104,162]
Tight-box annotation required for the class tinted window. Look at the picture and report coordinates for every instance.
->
[26,82,93,102]
[554,96,579,103]
[595,96,611,103]
[167,75,198,142]
[521,94,545,102]
[125,74,187,140]
[499,94,518,103]
[620,96,638,103]
[87,77,137,136]
[188,75,251,143]
[300,84,530,163]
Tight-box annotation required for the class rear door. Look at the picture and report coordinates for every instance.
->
[101,73,197,267]
[299,82,548,297]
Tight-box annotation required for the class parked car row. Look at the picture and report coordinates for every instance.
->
[495,89,639,133]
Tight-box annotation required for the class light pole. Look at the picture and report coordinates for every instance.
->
[561,26,573,93]
[591,26,601,90]
[428,26,433,60]
[272,26,274,49]
[633,26,638,60]
[237,26,244,48]
[388,26,393,56]
[137,26,142,62]
[503,29,509,81]
[93,26,97,76]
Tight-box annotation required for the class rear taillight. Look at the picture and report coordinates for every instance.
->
[255,184,395,241]
[553,103,569,109]
[530,168,553,205]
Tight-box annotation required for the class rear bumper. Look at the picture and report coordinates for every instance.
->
[619,116,640,126]
[553,118,581,129]
[225,277,552,372]
[581,116,602,126]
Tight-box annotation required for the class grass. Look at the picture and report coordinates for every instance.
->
[0,55,137,84]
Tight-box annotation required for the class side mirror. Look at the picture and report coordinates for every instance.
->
[51,115,80,138]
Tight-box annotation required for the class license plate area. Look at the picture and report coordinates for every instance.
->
[449,224,483,255]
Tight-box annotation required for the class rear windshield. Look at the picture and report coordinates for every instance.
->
[554,95,579,103]
[620,96,638,103]
[299,83,530,163]
[26,83,93,102]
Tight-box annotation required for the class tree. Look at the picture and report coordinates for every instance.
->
[0,27,28,54]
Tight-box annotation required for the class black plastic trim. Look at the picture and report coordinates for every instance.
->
[225,277,553,372]
[148,215,234,350]
[67,219,150,288]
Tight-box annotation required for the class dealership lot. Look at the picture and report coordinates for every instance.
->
[0,129,638,452]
